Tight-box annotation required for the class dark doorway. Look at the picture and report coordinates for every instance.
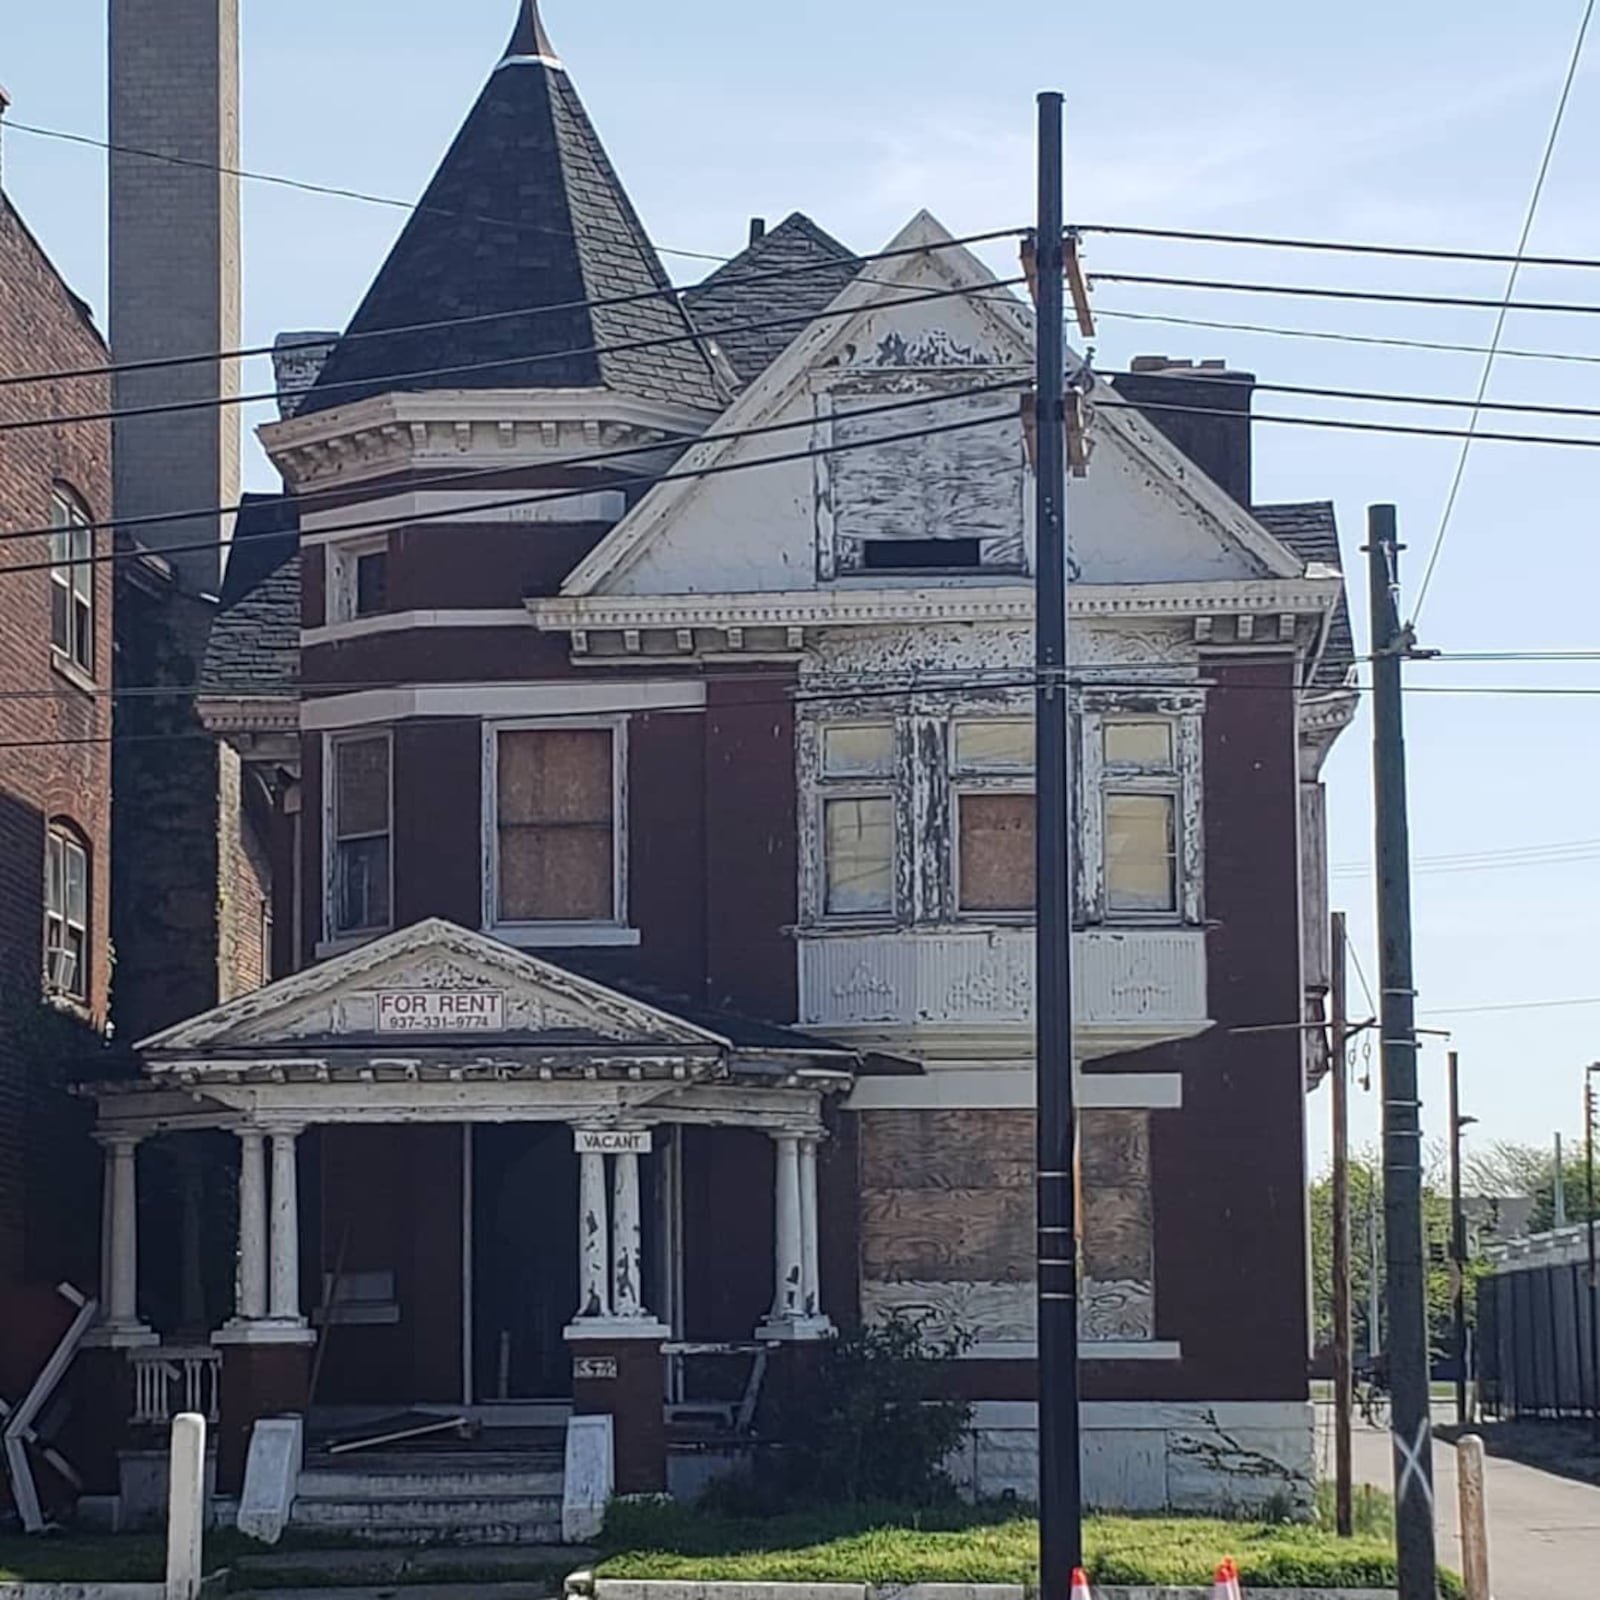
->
[472,1124,579,1400]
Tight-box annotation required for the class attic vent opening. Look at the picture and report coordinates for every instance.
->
[861,538,982,572]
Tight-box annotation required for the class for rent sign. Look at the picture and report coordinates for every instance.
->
[374,990,505,1033]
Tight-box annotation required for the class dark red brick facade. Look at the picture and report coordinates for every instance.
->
[0,193,113,1287]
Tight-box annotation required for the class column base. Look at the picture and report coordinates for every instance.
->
[213,1318,316,1348]
[82,1322,160,1351]
[756,1314,835,1343]
[564,1318,671,1343]
[566,1332,666,1495]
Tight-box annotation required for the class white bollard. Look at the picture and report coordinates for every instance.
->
[166,1412,206,1600]
[1456,1432,1492,1600]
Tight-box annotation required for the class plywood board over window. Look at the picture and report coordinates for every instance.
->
[497,728,615,922]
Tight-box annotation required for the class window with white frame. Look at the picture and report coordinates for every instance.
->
[952,718,1035,915]
[49,491,94,675]
[328,537,390,622]
[489,723,624,928]
[818,723,896,918]
[44,824,89,1000]
[329,734,392,936]
[1101,718,1180,917]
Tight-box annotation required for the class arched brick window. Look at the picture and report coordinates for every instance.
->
[44,822,90,1000]
[49,487,95,676]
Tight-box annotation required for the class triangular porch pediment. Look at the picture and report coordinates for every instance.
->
[136,920,728,1058]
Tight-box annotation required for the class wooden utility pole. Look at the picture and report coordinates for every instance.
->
[1448,1051,1471,1427]
[1032,89,1083,1598]
[1367,506,1437,1600]
[1330,912,1354,1536]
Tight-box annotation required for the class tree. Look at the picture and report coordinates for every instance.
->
[1463,1137,1596,1234]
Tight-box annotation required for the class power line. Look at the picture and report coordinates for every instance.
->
[0,398,1032,580]
[1421,994,1600,1018]
[0,229,1026,394]
[1089,270,1600,318]
[1073,221,1600,274]
[0,275,1030,437]
[3,116,730,266]
[1411,0,1598,626]
[1332,837,1600,878]
[0,379,1027,554]
[1095,306,1600,368]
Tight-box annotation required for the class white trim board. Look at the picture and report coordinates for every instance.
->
[845,1069,1182,1112]
[302,679,707,731]
[304,610,530,647]
[301,488,629,542]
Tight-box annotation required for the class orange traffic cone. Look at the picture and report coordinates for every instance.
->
[1069,1569,1094,1600]
[1212,1558,1242,1600]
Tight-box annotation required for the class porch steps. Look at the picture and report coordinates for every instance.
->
[290,1445,566,1545]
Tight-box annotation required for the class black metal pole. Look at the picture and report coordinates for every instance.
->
[1366,507,1438,1600]
[1587,1073,1598,1441]
[1448,1051,1467,1427]
[1034,88,1082,1598]
[1330,911,1354,1536]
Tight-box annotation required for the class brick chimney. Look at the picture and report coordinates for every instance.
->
[1113,357,1256,507]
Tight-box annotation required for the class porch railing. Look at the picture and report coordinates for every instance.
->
[663,1341,771,1434]
[128,1345,223,1427]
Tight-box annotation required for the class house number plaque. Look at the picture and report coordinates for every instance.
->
[574,1356,618,1381]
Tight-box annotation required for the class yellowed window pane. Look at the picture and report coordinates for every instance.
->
[822,724,895,778]
[335,738,390,839]
[499,730,612,825]
[825,797,894,914]
[1105,792,1176,913]
[954,720,1035,771]
[958,792,1036,911]
[1104,721,1173,767]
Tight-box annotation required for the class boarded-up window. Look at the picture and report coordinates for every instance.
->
[333,735,392,934]
[958,793,1035,912]
[1105,792,1176,913]
[497,729,616,922]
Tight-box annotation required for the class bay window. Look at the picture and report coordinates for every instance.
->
[1101,719,1181,918]
[820,724,896,917]
[953,719,1035,915]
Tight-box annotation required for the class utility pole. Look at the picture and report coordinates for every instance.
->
[1586,1069,1599,1443]
[1367,1184,1382,1362]
[1330,912,1354,1536]
[1448,1051,1474,1427]
[1367,506,1437,1600]
[1032,89,1082,1598]
[1554,1132,1568,1229]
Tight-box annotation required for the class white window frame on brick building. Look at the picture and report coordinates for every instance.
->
[44,823,90,1001]
[327,537,390,623]
[325,732,394,942]
[49,489,94,679]
[481,716,637,947]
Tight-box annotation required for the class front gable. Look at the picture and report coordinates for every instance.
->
[558,212,1306,604]
[137,919,728,1059]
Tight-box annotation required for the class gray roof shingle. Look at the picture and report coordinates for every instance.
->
[299,24,725,416]
[1252,500,1353,689]
[201,494,300,697]
[685,213,860,386]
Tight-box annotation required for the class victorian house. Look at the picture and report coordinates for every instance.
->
[64,2,1355,1535]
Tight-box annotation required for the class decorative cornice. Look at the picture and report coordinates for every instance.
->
[197,695,299,734]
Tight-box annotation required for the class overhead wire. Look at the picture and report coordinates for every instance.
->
[1410,0,1598,625]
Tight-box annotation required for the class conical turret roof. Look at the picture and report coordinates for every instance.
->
[300,3,725,416]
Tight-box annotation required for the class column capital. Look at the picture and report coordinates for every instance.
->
[94,1129,144,1153]
[260,1120,307,1140]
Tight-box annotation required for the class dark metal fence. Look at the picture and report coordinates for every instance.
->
[1476,1262,1598,1419]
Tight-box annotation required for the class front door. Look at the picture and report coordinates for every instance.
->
[472,1124,579,1400]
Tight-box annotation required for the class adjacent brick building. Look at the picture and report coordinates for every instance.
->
[0,97,114,1289]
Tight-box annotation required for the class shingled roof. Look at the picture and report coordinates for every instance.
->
[201,494,300,698]
[1252,500,1354,689]
[685,213,860,386]
[299,2,726,416]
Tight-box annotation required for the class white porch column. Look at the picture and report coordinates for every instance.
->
[612,1149,644,1318]
[770,1132,803,1322]
[235,1129,268,1322]
[105,1134,143,1327]
[576,1141,612,1321]
[267,1127,305,1324]
[799,1135,821,1319]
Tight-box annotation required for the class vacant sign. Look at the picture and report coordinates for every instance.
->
[574,1129,652,1156]
[375,990,504,1033]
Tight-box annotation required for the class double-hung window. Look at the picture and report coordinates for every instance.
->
[44,826,89,1000]
[952,719,1035,914]
[49,492,94,675]
[490,724,623,931]
[1102,719,1180,917]
[330,734,393,936]
[819,724,896,918]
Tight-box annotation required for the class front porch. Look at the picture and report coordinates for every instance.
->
[79,920,856,1526]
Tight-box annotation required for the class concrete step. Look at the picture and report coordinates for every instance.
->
[234,1542,593,1585]
[297,1464,564,1500]
[292,1492,562,1532]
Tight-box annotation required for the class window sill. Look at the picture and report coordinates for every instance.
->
[50,652,97,697]
[488,923,641,949]
[44,989,93,1022]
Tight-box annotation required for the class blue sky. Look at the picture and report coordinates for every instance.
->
[7,2,1600,1181]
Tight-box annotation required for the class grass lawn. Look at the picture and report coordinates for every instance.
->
[597,1496,1465,1597]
